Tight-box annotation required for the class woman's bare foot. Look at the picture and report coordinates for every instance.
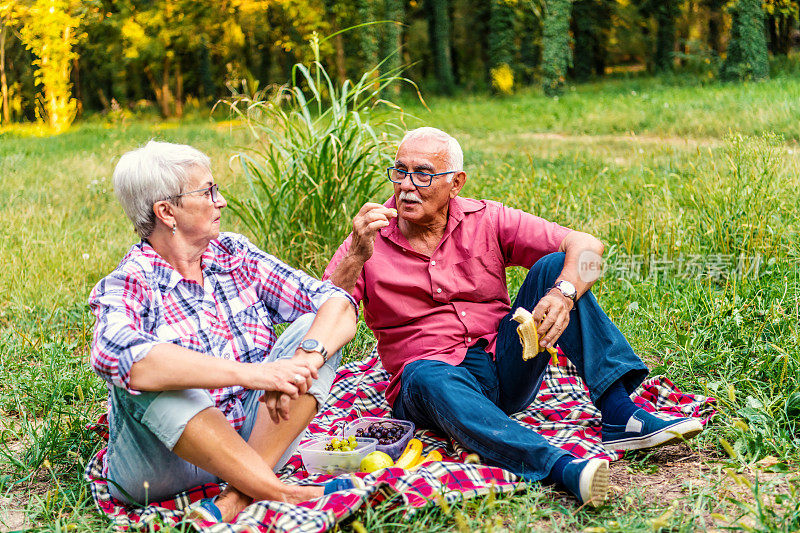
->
[285,484,324,504]
[214,486,253,522]
[214,483,323,521]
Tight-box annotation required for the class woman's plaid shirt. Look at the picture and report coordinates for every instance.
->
[88,232,355,430]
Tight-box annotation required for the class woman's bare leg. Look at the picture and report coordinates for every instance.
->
[172,402,323,521]
[212,394,319,520]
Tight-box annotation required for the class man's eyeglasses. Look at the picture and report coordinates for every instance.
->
[169,183,221,203]
[387,167,457,188]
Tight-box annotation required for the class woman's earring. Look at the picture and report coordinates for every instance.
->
[172,223,176,236]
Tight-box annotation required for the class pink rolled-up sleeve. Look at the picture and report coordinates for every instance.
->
[496,204,573,268]
[88,272,159,394]
[323,234,365,305]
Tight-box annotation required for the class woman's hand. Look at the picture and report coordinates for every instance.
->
[246,359,318,397]
[255,360,318,423]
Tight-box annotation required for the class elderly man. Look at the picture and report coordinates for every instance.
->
[324,127,702,506]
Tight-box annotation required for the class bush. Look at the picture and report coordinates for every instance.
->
[490,64,515,95]
[226,36,411,276]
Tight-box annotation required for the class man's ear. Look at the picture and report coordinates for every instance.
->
[449,171,467,198]
[152,200,176,230]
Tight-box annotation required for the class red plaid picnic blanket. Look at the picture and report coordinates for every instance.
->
[84,350,716,532]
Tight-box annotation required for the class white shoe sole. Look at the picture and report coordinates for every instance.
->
[579,459,610,508]
[603,418,703,452]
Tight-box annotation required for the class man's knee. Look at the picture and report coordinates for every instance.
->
[401,360,478,404]
[401,360,451,396]
[530,252,566,286]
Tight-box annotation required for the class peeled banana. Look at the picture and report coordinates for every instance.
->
[511,307,559,365]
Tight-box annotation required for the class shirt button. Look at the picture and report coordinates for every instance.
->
[431,260,436,266]
[467,337,472,343]
[436,288,442,294]
[461,311,466,317]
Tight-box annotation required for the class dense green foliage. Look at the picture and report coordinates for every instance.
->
[2,0,800,131]
[721,0,770,81]
[541,0,572,95]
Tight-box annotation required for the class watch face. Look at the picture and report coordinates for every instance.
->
[557,280,577,298]
[301,339,320,351]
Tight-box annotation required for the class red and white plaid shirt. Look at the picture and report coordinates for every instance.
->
[88,232,355,429]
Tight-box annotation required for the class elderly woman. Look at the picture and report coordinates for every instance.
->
[89,141,357,521]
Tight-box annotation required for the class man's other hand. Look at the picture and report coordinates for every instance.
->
[532,289,574,349]
[350,203,397,260]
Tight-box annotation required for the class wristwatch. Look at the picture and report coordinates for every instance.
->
[552,280,578,302]
[298,339,329,363]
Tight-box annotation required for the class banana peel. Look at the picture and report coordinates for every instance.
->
[511,307,559,365]
[394,438,423,469]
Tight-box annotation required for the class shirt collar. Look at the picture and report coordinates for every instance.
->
[138,238,242,292]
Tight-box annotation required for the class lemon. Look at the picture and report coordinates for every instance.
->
[360,451,393,473]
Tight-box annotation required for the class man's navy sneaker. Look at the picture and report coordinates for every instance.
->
[602,408,703,452]
[562,458,610,507]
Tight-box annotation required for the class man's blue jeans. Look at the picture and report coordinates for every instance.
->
[392,252,648,481]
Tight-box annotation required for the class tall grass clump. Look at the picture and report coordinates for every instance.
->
[226,35,413,276]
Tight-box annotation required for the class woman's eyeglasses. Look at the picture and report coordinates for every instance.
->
[169,183,221,203]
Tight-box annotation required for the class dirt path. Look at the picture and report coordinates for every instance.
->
[515,131,724,149]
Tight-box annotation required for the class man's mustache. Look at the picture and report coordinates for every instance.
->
[399,191,422,203]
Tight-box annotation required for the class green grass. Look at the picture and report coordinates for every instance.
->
[1,74,799,531]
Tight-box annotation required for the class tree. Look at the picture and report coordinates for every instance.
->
[323,0,347,82]
[541,0,571,96]
[572,0,612,80]
[720,0,769,80]
[427,0,455,93]
[18,0,83,132]
[763,0,799,55]
[358,0,379,70]
[380,0,404,96]
[702,0,727,55]
[488,0,516,93]
[637,0,680,72]
[0,0,24,124]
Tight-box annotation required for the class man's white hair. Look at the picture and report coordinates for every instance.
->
[400,127,464,172]
[113,140,211,239]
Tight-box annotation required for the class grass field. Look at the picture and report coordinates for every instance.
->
[1,73,799,531]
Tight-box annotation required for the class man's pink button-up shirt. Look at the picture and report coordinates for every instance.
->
[323,196,572,406]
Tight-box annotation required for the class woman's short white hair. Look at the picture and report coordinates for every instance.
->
[113,140,211,239]
[400,127,464,172]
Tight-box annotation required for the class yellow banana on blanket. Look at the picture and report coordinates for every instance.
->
[511,307,559,365]
[408,450,444,471]
[394,438,423,469]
